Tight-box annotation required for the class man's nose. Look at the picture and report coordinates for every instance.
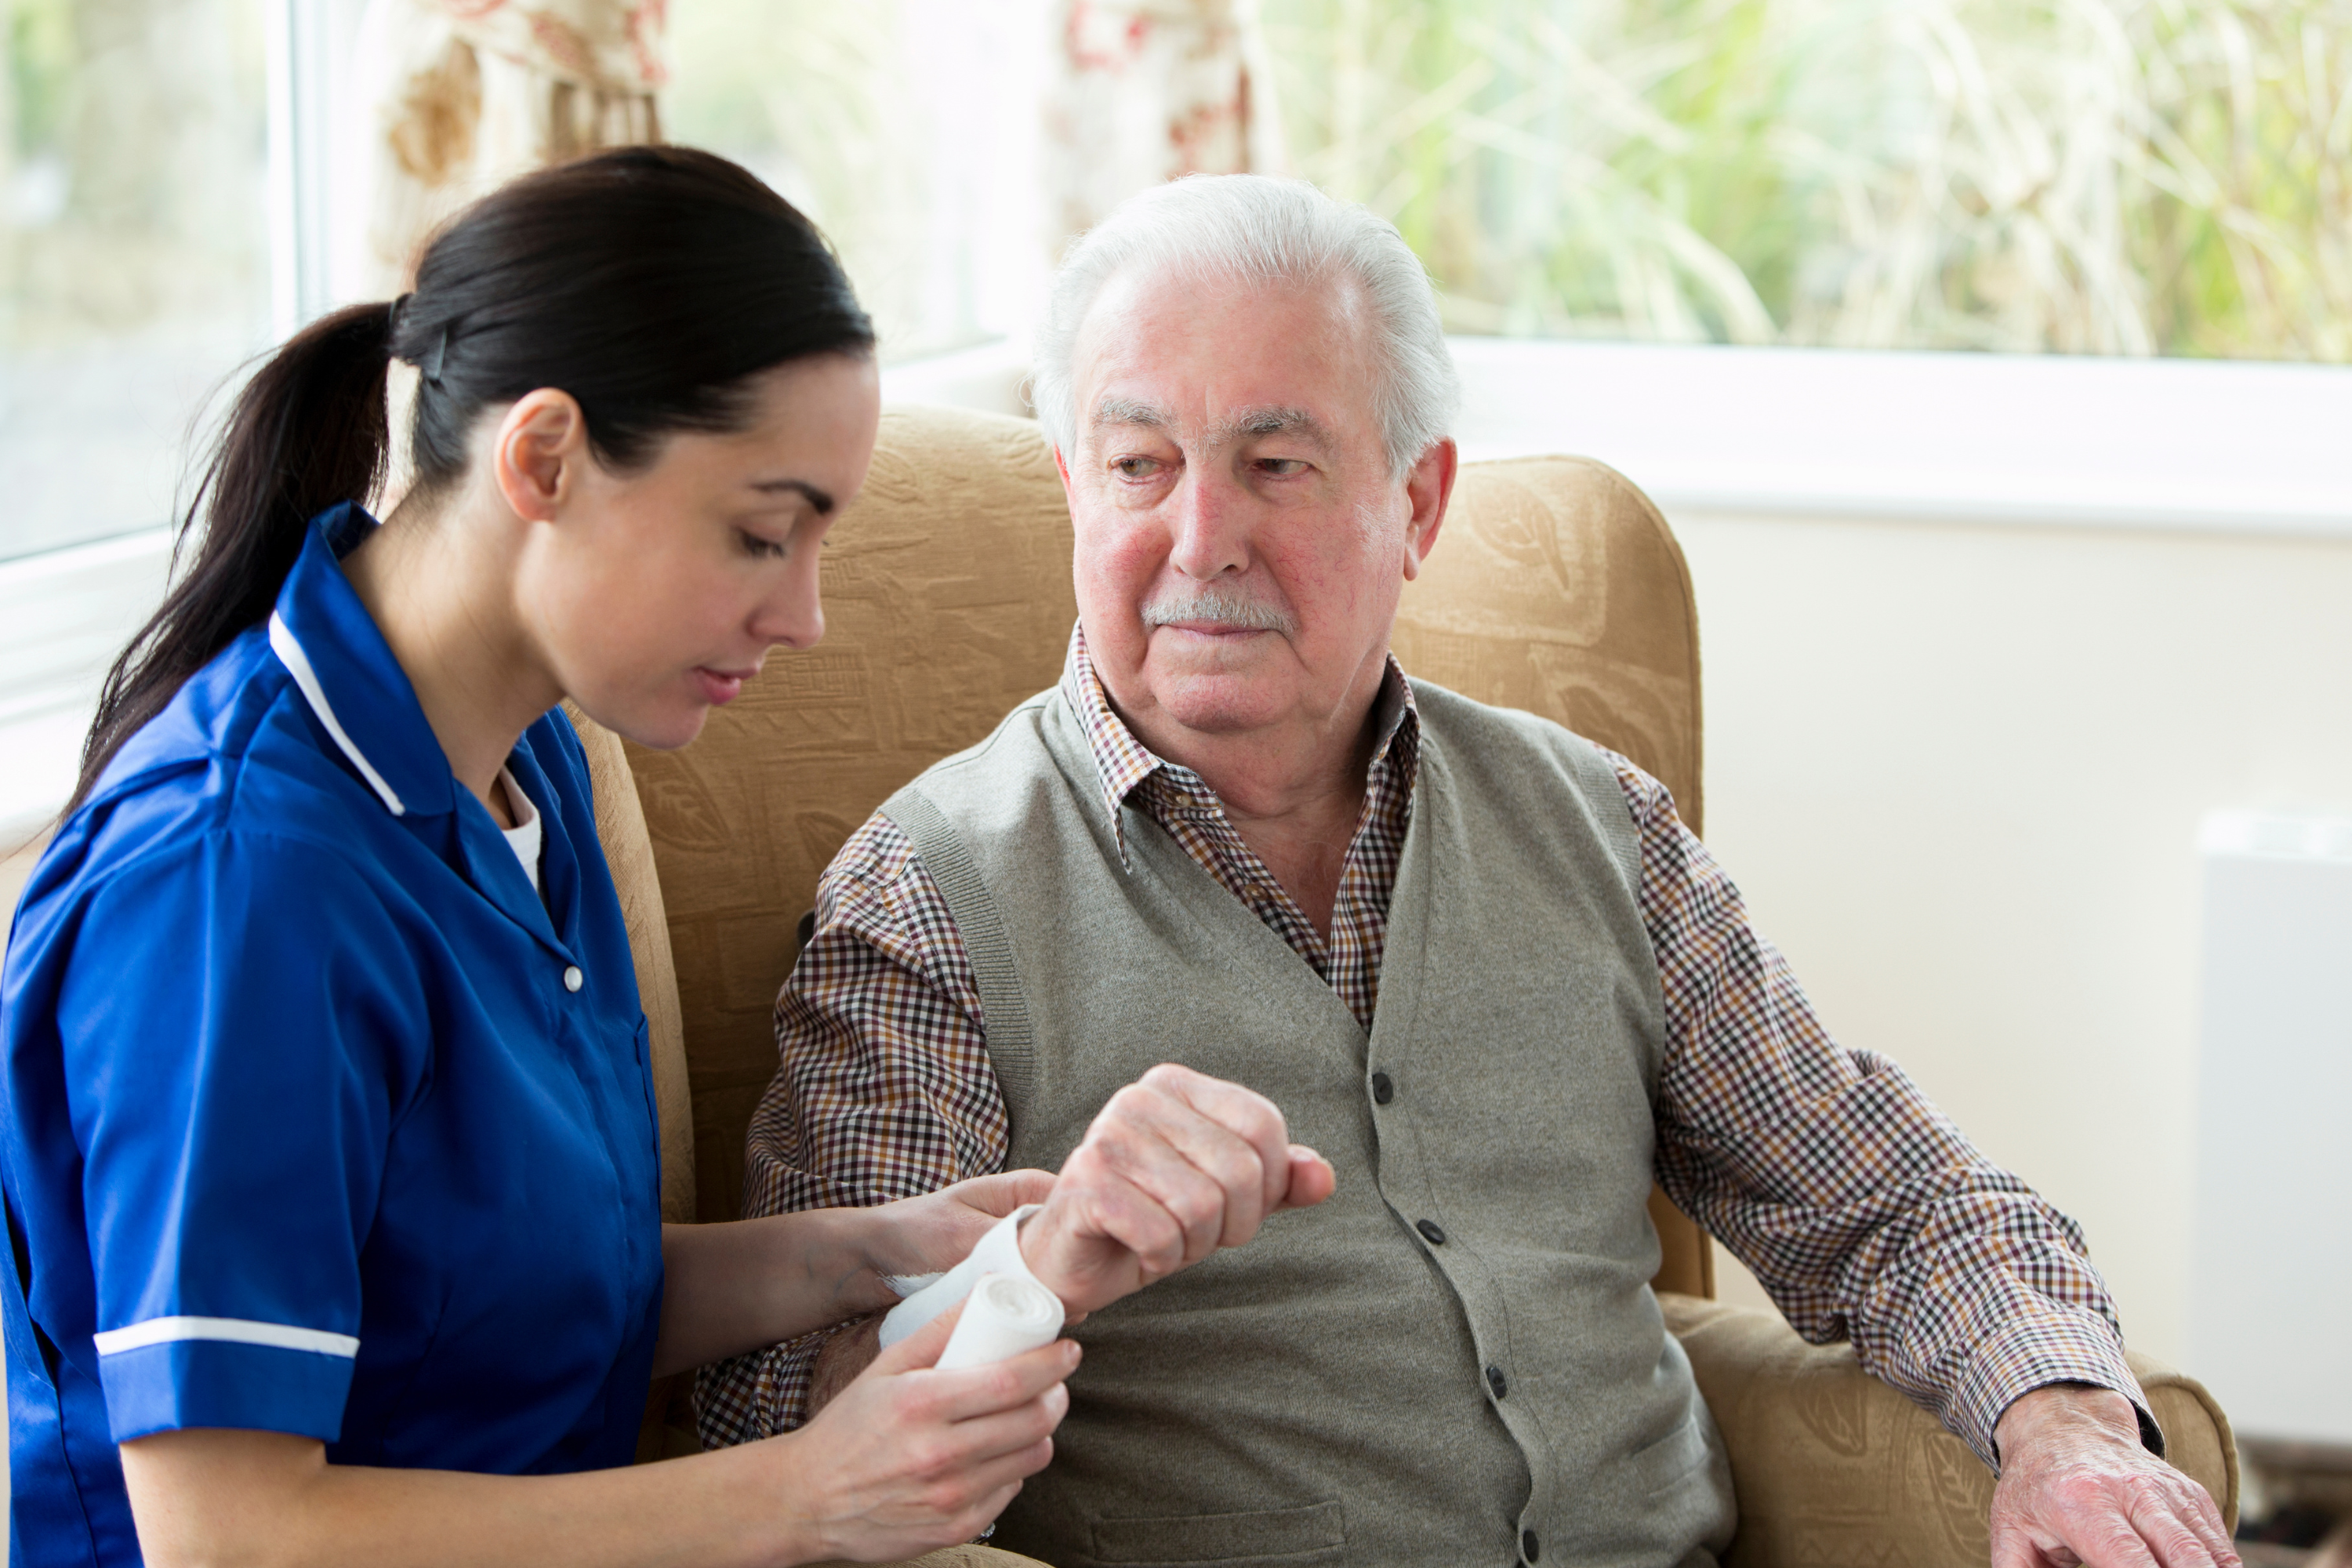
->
[1166,468,1250,580]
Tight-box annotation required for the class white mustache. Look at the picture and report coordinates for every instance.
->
[1141,590,1297,635]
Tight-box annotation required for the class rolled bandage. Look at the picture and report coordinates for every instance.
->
[880,1202,1048,1349]
[934,1272,1066,1370]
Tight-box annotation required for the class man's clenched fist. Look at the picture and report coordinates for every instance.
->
[1018,1063,1336,1314]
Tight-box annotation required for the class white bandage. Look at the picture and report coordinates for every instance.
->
[878,1203,1050,1349]
[933,1273,1066,1370]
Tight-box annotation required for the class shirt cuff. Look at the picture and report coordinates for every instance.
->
[1950,1303,2157,1469]
[99,1339,354,1444]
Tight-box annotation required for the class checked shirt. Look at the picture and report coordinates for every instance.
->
[696,627,2149,1467]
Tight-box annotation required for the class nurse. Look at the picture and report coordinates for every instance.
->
[0,145,1323,1568]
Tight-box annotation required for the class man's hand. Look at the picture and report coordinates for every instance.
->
[1019,1062,1336,1315]
[1991,1384,2241,1568]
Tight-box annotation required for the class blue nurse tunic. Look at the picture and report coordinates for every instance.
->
[1,504,666,1568]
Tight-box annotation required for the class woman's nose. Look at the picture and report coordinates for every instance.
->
[753,575,825,652]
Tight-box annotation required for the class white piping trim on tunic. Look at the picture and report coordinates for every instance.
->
[269,612,405,816]
[93,1315,361,1359]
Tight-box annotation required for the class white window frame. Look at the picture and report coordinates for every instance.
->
[9,16,2352,844]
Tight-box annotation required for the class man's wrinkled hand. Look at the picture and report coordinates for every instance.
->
[1991,1384,2240,1568]
[1019,1063,1335,1315]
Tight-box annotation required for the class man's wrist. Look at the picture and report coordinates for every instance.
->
[808,1314,883,1416]
[1993,1381,2143,1468]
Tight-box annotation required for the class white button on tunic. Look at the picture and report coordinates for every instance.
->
[564,966,583,993]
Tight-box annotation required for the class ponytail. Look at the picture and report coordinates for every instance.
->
[68,145,873,817]
[71,303,394,812]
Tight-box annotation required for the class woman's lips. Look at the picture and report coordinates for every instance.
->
[693,666,756,705]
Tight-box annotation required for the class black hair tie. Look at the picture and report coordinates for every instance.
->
[388,292,448,383]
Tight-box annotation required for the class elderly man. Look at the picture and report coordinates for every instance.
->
[701,176,2234,1568]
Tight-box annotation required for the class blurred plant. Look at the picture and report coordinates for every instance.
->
[1,0,267,347]
[1261,0,2350,360]
[666,0,972,360]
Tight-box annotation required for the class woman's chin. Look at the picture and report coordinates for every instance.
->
[575,695,710,753]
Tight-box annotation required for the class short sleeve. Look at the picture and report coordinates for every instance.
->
[57,832,422,1444]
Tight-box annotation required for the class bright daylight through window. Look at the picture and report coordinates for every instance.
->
[661,0,2350,366]
[5,0,2347,564]
[2,0,271,561]
[0,0,2345,838]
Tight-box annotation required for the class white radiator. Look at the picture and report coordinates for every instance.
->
[2187,810,2352,1445]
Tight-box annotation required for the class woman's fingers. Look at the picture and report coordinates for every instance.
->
[869,1296,964,1374]
[913,1340,1083,1425]
[917,1379,1070,1465]
[947,1168,1057,1215]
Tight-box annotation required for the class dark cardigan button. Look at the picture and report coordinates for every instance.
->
[1370,1072,1394,1105]
[1416,1218,1446,1245]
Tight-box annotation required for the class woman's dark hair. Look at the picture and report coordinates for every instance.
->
[70,144,874,812]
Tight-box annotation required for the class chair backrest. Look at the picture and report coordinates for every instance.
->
[608,404,1713,1295]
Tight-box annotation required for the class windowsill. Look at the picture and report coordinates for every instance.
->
[8,336,2349,840]
[884,334,2352,537]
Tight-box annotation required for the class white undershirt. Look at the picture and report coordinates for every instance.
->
[498,768,542,894]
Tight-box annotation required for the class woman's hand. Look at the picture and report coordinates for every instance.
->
[1017,1063,1336,1315]
[775,1297,1078,1563]
[653,1171,1051,1377]
[844,1170,1057,1314]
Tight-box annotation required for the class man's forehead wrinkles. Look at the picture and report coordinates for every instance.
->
[1087,392,1334,452]
[1094,394,1172,430]
[1212,405,1328,448]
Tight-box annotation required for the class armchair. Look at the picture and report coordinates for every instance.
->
[572,405,2235,1566]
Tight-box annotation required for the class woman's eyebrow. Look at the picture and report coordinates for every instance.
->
[747,477,837,514]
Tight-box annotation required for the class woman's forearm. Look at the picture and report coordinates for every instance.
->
[652,1174,1057,1380]
[654,1213,892,1378]
[122,1429,811,1568]
[122,1319,1075,1568]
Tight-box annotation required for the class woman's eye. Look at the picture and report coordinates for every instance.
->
[739,529,790,560]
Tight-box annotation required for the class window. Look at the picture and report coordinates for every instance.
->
[2,0,2343,840]
[1,0,274,562]
[663,0,1049,362]
[1264,0,2348,362]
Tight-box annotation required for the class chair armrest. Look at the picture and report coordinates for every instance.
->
[1661,1294,2239,1568]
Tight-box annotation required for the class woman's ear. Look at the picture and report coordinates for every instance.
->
[492,389,590,524]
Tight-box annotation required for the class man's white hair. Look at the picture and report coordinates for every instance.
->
[1032,174,1461,479]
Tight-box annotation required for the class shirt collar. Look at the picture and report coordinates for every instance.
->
[267,503,459,818]
[1058,622,1421,866]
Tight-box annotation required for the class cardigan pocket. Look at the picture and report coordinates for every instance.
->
[1091,1500,1345,1565]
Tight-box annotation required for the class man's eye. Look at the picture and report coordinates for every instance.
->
[1112,457,1160,479]
[1259,459,1307,477]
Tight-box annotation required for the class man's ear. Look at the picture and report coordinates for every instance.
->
[492,389,590,524]
[1399,437,1459,583]
[1053,441,1076,500]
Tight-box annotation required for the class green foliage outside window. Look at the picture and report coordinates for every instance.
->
[1263,0,2351,359]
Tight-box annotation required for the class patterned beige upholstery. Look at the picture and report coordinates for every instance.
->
[571,405,2237,1556]
[1666,1294,2238,1563]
